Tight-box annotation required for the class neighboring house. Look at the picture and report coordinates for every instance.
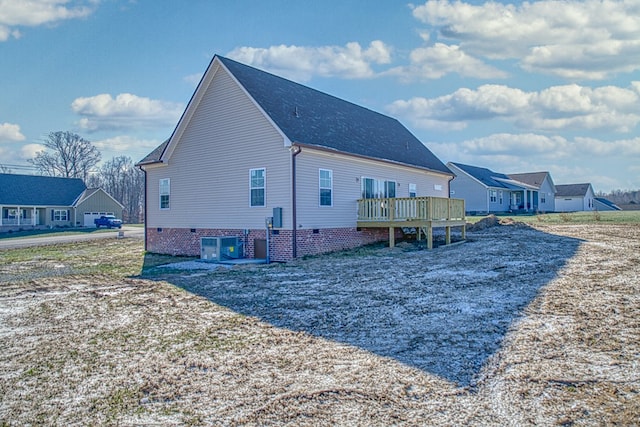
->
[0,173,124,232]
[447,162,543,214]
[138,55,456,262]
[507,172,556,213]
[593,197,622,211]
[555,183,596,212]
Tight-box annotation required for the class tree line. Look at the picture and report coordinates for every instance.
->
[596,189,640,206]
[23,131,144,223]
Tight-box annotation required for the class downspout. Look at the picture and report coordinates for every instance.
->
[139,165,148,252]
[291,145,302,259]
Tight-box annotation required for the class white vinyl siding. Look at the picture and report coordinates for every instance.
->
[319,169,333,207]
[448,163,493,213]
[143,64,291,229]
[159,178,170,210]
[250,168,266,207]
[294,147,451,229]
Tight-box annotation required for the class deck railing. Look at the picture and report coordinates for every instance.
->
[357,196,465,222]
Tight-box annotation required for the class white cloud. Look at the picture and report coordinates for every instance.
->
[92,135,162,154]
[387,83,640,132]
[0,0,97,41]
[385,42,508,80]
[184,73,203,87]
[71,93,184,132]
[411,0,640,79]
[460,133,571,158]
[0,122,26,141]
[227,40,393,81]
[20,143,46,159]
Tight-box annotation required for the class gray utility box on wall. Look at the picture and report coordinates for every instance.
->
[272,207,283,228]
[200,236,243,262]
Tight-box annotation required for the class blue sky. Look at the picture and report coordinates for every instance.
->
[1,0,639,192]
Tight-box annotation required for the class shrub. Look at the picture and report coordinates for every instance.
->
[560,212,573,222]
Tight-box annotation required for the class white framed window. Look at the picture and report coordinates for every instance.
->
[499,190,503,204]
[361,177,396,199]
[409,183,417,198]
[489,190,497,203]
[159,178,170,210]
[434,184,443,191]
[319,169,333,207]
[250,168,266,207]
[540,193,546,203]
[53,209,68,221]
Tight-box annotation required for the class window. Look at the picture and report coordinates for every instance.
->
[53,209,68,221]
[499,190,503,204]
[361,177,396,199]
[409,183,417,198]
[159,178,170,209]
[250,168,266,207]
[489,190,497,203]
[319,169,333,207]
[540,193,546,204]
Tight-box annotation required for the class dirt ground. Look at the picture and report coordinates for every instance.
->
[0,223,639,426]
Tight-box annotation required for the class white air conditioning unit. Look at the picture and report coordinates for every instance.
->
[200,236,243,262]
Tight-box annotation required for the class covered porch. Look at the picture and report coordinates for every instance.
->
[357,196,466,249]
[0,206,45,229]
[509,189,539,212]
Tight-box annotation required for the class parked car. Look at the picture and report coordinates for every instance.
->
[94,215,122,229]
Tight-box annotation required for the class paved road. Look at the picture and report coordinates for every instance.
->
[0,226,144,250]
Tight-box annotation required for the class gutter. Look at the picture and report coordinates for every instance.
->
[290,145,302,258]
[138,165,148,252]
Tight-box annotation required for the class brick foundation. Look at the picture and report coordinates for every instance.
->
[146,226,399,262]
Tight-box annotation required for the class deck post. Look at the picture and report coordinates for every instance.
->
[427,224,433,250]
[445,226,451,245]
[389,227,395,248]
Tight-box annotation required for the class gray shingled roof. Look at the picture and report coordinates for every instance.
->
[556,183,592,197]
[508,172,549,189]
[0,173,86,206]
[450,163,528,189]
[594,197,621,210]
[139,56,451,175]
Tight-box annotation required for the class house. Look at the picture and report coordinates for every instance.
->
[447,162,548,214]
[0,173,124,232]
[555,183,596,212]
[507,172,556,212]
[593,197,622,211]
[138,55,462,262]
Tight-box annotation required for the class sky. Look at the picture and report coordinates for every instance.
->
[1,0,639,193]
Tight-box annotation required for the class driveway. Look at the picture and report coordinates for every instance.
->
[0,225,144,250]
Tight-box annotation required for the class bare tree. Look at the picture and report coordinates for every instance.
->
[28,131,101,181]
[91,156,145,223]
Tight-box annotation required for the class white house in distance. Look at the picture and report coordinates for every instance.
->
[138,55,459,262]
[555,183,596,212]
[447,162,555,214]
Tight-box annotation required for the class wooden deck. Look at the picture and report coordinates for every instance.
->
[357,196,466,249]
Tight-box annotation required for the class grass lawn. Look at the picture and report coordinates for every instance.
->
[466,210,640,224]
[1,223,639,425]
